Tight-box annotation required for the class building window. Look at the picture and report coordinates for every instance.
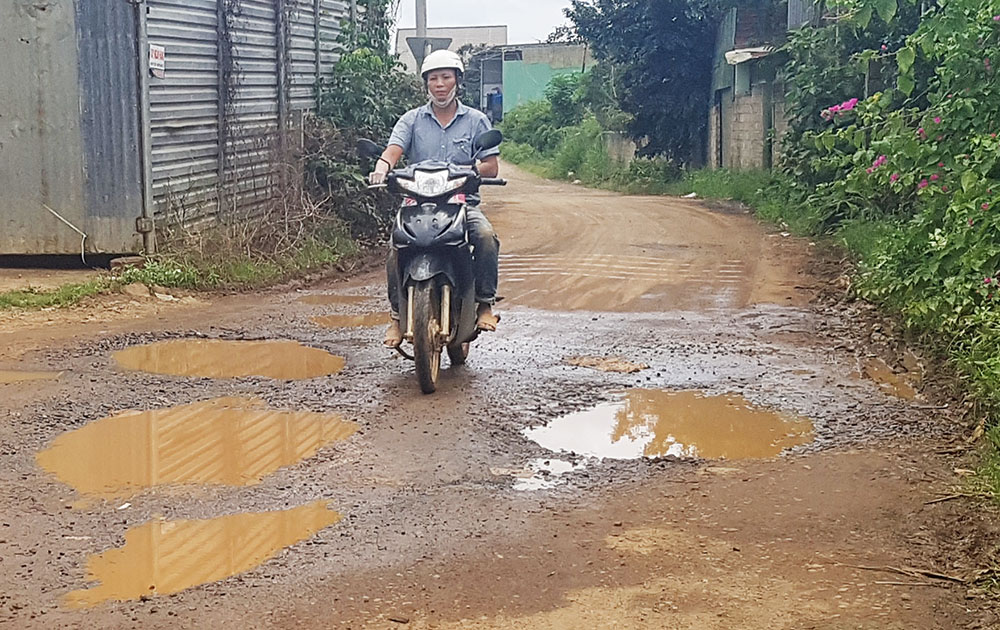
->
[503,50,523,62]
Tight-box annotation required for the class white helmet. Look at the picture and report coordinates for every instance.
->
[421,49,464,78]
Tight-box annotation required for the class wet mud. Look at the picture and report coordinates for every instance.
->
[297,294,372,306]
[312,312,389,329]
[113,339,346,380]
[525,389,814,461]
[0,164,993,630]
[0,370,62,384]
[859,357,920,399]
[36,397,358,498]
[66,501,341,607]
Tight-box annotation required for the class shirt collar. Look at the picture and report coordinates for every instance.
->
[419,100,470,121]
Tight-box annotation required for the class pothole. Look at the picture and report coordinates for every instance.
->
[857,357,919,399]
[312,313,389,329]
[297,294,371,306]
[524,390,813,460]
[36,397,358,498]
[113,339,346,379]
[65,501,341,607]
[0,370,62,384]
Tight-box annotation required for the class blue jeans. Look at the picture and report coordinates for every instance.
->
[388,207,500,319]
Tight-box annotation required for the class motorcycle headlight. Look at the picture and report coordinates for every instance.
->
[398,171,467,197]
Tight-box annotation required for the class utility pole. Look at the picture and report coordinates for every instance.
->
[415,0,429,67]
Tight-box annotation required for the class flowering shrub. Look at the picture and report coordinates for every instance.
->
[777,0,1000,414]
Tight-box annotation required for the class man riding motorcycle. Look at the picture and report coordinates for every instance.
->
[369,49,502,348]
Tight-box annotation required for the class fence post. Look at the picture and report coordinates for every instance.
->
[314,0,322,84]
[217,0,228,216]
[277,0,289,159]
[134,0,156,253]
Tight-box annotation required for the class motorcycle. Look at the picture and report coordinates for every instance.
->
[358,130,506,394]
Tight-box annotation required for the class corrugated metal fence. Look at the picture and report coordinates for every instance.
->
[0,0,348,255]
[147,0,348,229]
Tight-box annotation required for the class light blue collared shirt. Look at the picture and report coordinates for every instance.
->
[387,101,500,166]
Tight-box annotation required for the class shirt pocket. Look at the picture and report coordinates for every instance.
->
[450,137,472,163]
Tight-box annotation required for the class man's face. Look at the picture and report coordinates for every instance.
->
[426,69,457,102]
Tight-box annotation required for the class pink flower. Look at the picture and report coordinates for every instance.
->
[918,179,929,189]
[969,218,975,226]
[994,15,1000,21]
[938,162,945,167]
[983,203,990,210]
[985,277,993,285]
[890,173,900,183]
[934,117,942,124]
[881,44,888,51]
[931,174,939,181]
[942,185,950,192]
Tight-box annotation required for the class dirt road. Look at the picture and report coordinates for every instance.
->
[0,165,996,629]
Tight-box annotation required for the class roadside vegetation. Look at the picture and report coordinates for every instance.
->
[504,0,1000,504]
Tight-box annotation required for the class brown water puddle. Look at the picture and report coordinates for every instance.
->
[297,294,371,306]
[65,500,341,607]
[312,312,389,329]
[36,397,358,498]
[859,358,919,399]
[0,370,62,384]
[524,390,813,460]
[113,339,345,379]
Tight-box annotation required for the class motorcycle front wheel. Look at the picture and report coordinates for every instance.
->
[412,280,442,394]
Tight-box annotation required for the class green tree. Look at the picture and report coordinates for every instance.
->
[565,0,727,164]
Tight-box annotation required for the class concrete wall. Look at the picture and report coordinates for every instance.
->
[500,43,592,113]
[395,25,508,73]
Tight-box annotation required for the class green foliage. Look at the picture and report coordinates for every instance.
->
[771,0,1000,489]
[545,73,586,129]
[500,100,565,154]
[312,23,423,237]
[566,0,728,163]
[317,48,422,141]
[0,281,106,310]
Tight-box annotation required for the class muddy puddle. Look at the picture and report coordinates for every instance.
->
[0,370,62,384]
[65,500,341,607]
[113,339,345,380]
[297,294,371,306]
[858,357,919,399]
[36,397,358,498]
[525,390,813,461]
[313,312,388,329]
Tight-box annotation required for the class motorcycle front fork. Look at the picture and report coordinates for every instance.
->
[403,284,452,344]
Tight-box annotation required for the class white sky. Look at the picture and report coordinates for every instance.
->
[393,0,575,45]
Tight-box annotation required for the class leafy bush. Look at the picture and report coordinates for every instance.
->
[500,100,565,155]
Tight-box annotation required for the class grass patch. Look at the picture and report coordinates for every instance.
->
[119,233,358,291]
[0,232,359,312]
[0,280,108,310]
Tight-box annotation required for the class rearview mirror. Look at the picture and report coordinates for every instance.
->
[473,129,503,152]
[356,138,383,158]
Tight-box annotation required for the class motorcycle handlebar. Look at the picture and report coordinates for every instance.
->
[481,178,507,186]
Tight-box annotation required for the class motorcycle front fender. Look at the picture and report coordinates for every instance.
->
[401,252,457,287]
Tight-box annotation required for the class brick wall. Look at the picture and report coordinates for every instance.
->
[729,89,767,169]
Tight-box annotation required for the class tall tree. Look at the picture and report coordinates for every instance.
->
[566,0,724,164]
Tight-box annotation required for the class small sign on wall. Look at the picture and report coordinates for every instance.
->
[149,44,165,79]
